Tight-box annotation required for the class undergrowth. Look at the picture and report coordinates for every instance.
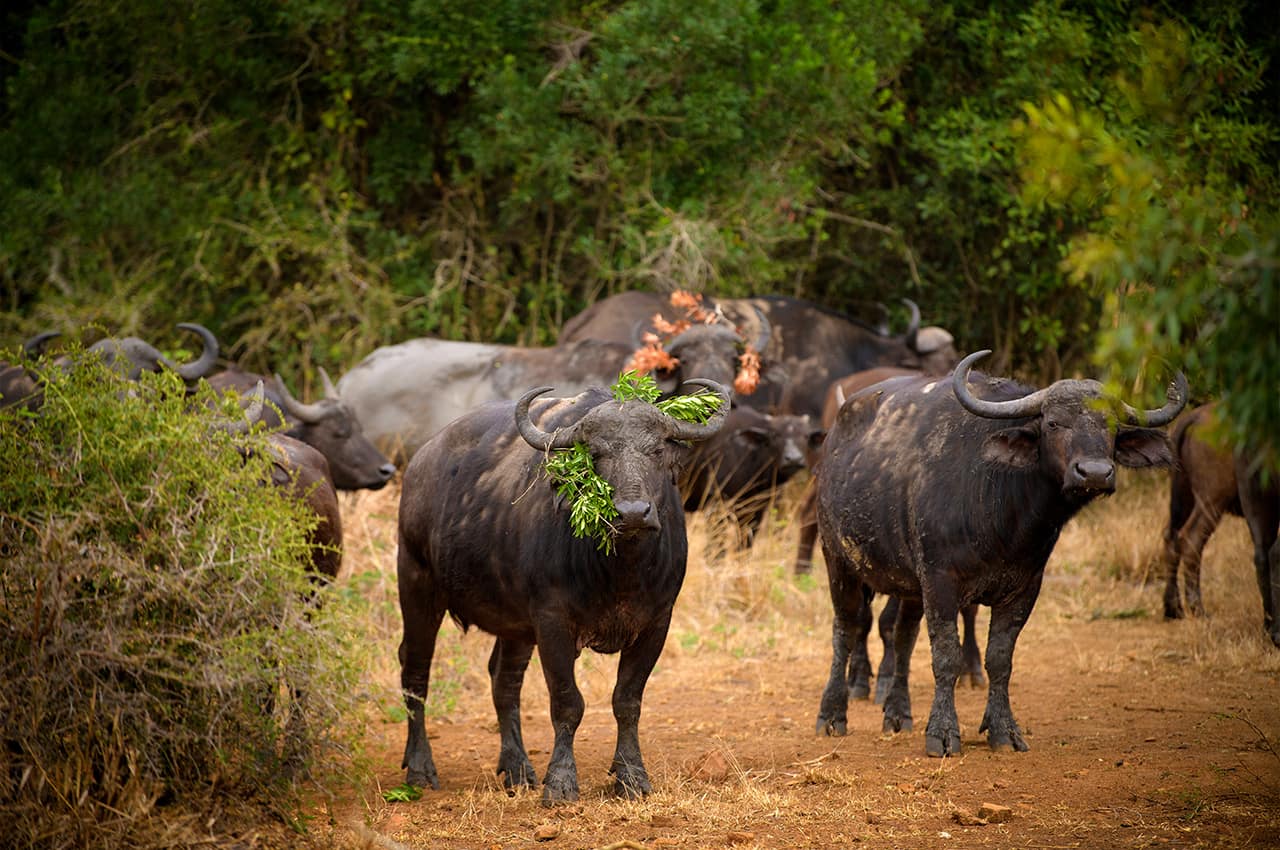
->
[0,352,370,849]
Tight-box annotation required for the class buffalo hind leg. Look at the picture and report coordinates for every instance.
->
[979,574,1042,752]
[534,619,586,806]
[882,597,922,734]
[609,618,671,799]
[398,545,446,789]
[490,638,537,791]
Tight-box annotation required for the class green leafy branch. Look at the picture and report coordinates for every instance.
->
[542,372,723,553]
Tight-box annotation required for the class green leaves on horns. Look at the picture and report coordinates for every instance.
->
[542,372,723,553]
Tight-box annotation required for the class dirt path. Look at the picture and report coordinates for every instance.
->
[307,480,1280,850]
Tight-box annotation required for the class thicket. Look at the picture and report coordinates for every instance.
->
[0,356,368,848]
[1,0,1275,454]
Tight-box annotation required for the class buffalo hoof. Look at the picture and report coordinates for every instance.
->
[405,767,440,791]
[849,680,871,701]
[497,754,537,791]
[541,765,580,807]
[925,727,963,758]
[982,717,1030,752]
[611,763,652,799]
[882,712,912,734]
[1163,602,1184,620]
[962,669,987,689]
[1268,629,1280,650]
[873,676,891,706]
[816,714,848,737]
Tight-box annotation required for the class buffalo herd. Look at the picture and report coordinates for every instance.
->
[7,289,1276,802]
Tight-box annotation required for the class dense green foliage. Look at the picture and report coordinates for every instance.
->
[0,357,368,846]
[1,1,1275,452]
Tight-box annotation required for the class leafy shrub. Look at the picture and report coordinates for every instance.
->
[0,354,368,848]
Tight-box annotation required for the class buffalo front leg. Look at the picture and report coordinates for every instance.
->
[960,603,986,688]
[534,622,586,806]
[979,574,1042,752]
[1236,467,1280,647]
[1172,506,1222,619]
[489,638,537,790]
[817,567,872,736]
[921,584,964,758]
[882,597,922,735]
[608,619,671,799]
[794,481,819,575]
[873,596,900,705]
[397,547,446,789]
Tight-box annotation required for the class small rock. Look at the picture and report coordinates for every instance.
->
[951,808,987,827]
[992,779,1010,789]
[533,823,560,841]
[977,803,1013,824]
[938,831,952,839]
[726,831,755,844]
[690,750,730,782]
[865,811,883,825]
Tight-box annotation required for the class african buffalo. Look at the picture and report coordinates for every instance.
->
[87,323,219,383]
[680,406,823,546]
[794,366,985,699]
[1160,403,1279,647]
[226,384,343,580]
[396,379,730,803]
[339,330,749,462]
[0,332,61,410]
[815,350,1185,756]
[559,291,958,418]
[209,367,395,491]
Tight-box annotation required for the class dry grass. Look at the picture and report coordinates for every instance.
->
[321,469,1279,849]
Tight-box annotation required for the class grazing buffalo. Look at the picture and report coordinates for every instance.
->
[87,323,220,383]
[1160,403,1280,647]
[559,291,958,418]
[339,330,749,462]
[0,332,61,410]
[396,380,730,803]
[680,406,823,546]
[227,384,343,580]
[209,367,395,491]
[815,350,1185,756]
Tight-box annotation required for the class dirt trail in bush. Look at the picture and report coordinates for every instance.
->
[308,485,1280,850]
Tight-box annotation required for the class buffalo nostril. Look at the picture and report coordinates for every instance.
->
[1073,460,1115,487]
[615,500,659,531]
[379,463,396,479]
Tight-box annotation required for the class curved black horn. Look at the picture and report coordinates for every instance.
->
[221,380,265,436]
[902,298,921,352]
[664,379,732,442]
[173,323,219,381]
[274,373,328,423]
[515,387,579,451]
[750,306,772,352]
[1119,372,1189,427]
[318,366,339,399]
[22,331,60,359]
[952,349,1050,420]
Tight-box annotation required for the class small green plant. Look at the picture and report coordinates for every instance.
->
[381,783,424,803]
[542,372,723,553]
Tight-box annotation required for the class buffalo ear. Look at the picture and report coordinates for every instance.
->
[738,427,772,445]
[982,426,1040,468]
[1115,427,1174,468]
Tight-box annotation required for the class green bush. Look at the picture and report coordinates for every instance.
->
[0,355,368,848]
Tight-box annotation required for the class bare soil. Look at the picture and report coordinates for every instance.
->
[294,473,1280,850]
